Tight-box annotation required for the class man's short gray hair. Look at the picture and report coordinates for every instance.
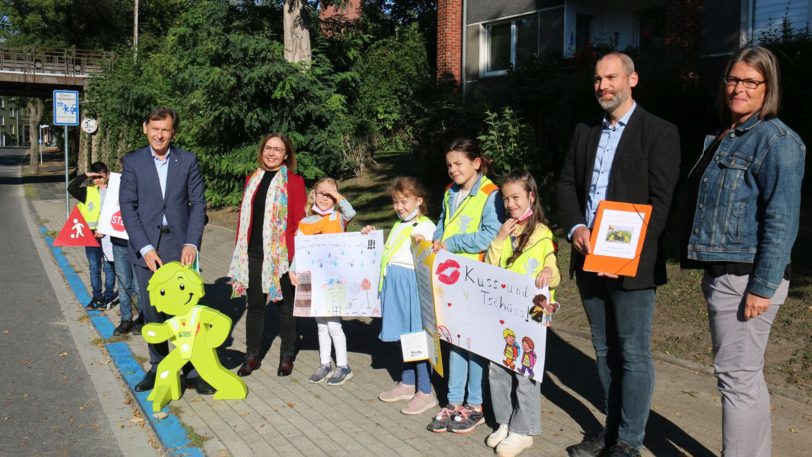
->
[597,52,636,75]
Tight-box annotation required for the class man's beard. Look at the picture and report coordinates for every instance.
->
[597,89,629,112]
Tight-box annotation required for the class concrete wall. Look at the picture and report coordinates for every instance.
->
[467,0,564,24]
[464,1,565,84]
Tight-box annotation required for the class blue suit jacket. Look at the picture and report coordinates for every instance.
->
[119,145,207,267]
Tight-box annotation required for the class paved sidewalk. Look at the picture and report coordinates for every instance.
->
[27,181,812,457]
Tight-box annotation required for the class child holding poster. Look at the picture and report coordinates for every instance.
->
[290,177,356,386]
[484,169,559,457]
[427,138,504,434]
[361,177,438,415]
[68,161,117,311]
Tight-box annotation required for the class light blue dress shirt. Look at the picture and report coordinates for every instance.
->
[569,103,637,239]
[139,148,172,257]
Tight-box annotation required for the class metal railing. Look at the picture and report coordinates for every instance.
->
[0,47,115,78]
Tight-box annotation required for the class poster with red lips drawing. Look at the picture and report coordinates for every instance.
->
[411,240,444,377]
[431,250,549,381]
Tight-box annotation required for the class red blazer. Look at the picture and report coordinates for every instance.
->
[235,169,306,262]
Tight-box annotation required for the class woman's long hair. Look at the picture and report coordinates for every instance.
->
[717,46,781,123]
[503,169,547,268]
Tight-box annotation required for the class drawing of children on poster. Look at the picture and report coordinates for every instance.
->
[519,336,537,377]
[502,328,520,370]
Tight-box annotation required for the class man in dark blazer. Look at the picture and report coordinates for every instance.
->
[119,107,209,394]
[557,53,680,457]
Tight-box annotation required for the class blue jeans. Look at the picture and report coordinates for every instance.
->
[576,271,656,450]
[112,243,139,321]
[447,345,486,406]
[402,360,432,394]
[85,245,115,301]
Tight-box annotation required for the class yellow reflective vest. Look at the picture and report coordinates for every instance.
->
[77,186,101,229]
[441,176,499,261]
[499,225,558,301]
[379,215,431,291]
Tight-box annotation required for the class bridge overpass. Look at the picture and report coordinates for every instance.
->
[0,47,114,97]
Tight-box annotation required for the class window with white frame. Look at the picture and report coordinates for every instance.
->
[482,14,539,77]
[752,0,810,40]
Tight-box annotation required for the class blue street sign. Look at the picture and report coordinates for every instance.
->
[53,90,80,126]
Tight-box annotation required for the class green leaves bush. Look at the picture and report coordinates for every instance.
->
[85,1,448,207]
[87,1,359,206]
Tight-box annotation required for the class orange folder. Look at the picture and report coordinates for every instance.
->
[583,200,652,277]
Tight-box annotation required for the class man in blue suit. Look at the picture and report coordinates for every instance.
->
[119,107,210,394]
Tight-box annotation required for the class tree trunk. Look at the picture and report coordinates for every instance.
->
[26,98,44,173]
[283,0,312,64]
[78,129,89,174]
[91,120,102,165]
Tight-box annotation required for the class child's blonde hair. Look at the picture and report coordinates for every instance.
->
[389,177,429,216]
[306,177,341,216]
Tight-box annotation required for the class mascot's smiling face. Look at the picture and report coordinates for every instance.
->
[147,262,206,316]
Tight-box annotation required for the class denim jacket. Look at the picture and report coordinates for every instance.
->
[685,115,806,298]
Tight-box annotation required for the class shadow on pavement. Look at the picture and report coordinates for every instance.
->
[201,270,715,455]
[544,330,716,456]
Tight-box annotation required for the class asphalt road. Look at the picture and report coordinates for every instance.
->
[0,148,123,457]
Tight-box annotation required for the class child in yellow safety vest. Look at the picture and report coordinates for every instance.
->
[68,161,117,310]
[289,177,356,386]
[484,169,560,457]
[427,138,505,435]
[361,177,438,415]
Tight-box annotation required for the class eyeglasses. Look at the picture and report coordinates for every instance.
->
[263,146,286,153]
[723,76,765,90]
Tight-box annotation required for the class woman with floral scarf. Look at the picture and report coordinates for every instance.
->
[228,133,306,377]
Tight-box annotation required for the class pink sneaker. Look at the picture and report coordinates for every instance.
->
[378,383,415,402]
[401,391,438,415]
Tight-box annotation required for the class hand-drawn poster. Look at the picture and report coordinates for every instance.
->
[293,231,383,317]
[411,240,444,376]
[97,173,128,239]
[432,251,549,381]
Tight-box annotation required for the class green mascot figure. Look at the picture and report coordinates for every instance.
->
[143,262,247,412]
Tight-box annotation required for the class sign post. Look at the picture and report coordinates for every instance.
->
[53,90,80,220]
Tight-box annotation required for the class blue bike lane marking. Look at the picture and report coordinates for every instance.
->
[41,227,203,457]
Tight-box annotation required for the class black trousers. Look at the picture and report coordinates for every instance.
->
[246,250,297,358]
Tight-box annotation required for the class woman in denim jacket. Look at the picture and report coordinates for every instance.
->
[682,47,805,457]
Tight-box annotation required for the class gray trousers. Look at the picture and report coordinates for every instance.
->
[702,274,788,457]
[489,362,541,435]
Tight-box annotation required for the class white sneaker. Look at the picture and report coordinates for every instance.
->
[486,424,509,448]
[496,432,533,457]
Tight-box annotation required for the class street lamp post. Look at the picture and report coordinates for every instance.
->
[39,125,49,165]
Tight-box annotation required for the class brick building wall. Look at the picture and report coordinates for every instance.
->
[320,0,361,36]
[437,0,462,85]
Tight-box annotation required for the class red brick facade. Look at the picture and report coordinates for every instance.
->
[320,0,362,36]
[437,0,463,85]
